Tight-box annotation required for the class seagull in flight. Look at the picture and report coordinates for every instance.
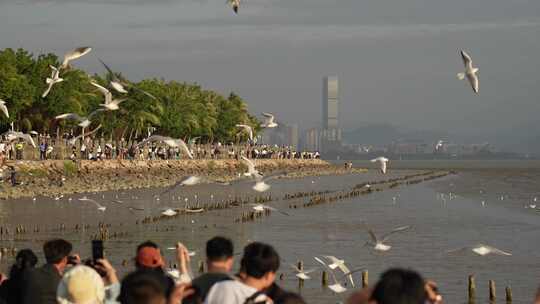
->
[2,131,36,148]
[61,47,92,69]
[457,50,479,94]
[0,99,9,118]
[236,124,254,143]
[55,109,105,128]
[79,196,106,212]
[319,256,355,287]
[365,225,411,252]
[68,124,101,146]
[261,113,278,128]
[252,171,285,192]
[371,157,389,174]
[240,156,261,178]
[290,264,317,280]
[91,82,126,111]
[314,257,361,293]
[447,244,511,256]
[435,140,445,151]
[160,176,229,196]
[136,135,193,159]
[227,0,241,14]
[42,65,64,98]
[250,203,289,216]
[98,59,158,99]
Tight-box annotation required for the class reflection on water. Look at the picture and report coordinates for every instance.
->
[1,166,539,304]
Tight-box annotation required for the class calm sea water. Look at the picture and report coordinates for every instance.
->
[0,161,539,304]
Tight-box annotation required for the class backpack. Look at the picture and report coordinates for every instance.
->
[243,290,269,304]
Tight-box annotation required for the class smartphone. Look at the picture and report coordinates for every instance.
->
[91,240,104,262]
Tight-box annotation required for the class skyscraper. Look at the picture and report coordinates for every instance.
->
[322,76,339,129]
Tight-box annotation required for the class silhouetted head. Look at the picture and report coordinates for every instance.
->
[370,268,426,304]
[240,242,280,288]
[119,270,168,304]
[206,236,234,272]
[43,239,72,265]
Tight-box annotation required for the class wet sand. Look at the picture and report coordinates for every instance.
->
[1,166,538,303]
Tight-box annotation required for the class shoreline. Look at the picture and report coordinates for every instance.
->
[0,159,366,200]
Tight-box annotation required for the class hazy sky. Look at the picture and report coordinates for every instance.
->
[1,0,539,147]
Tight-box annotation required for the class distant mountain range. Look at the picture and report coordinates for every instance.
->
[342,123,540,155]
[342,123,448,146]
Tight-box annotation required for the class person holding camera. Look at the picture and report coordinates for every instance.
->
[21,239,80,304]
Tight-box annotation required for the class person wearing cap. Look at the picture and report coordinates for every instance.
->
[135,241,192,297]
[56,260,119,304]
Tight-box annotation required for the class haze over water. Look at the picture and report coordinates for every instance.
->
[1,161,539,303]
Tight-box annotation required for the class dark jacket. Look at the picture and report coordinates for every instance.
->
[184,272,233,304]
[21,264,61,304]
[0,268,31,304]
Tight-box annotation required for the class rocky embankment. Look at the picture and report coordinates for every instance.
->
[0,159,366,200]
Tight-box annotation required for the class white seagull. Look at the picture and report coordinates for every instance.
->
[160,176,229,196]
[290,264,317,280]
[2,131,36,148]
[365,225,411,252]
[448,244,512,256]
[240,156,261,178]
[79,196,106,212]
[98,59,158,99]
[55,109,104,128]
[435,140,444,151]
[136,135,193,159]
[0,99,9,118]
[161,208,178,217]
[227,0,240,14]
[236,124,254,143]
[371,157,389,174]
[42,65,64,98]
[91,82,126,111]
[314,257,361,293]
[61,47,92,69]
[68,124,101,146]
[321,256,355,287]
[250,203,289,216]
[457,50,479,94]
[261,113,278,128]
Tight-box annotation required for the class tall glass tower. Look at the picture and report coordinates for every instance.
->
[322,76,339,129]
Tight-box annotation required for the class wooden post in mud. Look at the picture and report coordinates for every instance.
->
[322,271,328,287]
[468,275,476,303]
[505,286,512,303]
[489,280,496,302]
[362,270,369,288]
[198,260,204,273]
[297,260,304,288]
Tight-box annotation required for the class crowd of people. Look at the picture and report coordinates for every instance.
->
[2,236,531,304]
[0,134,320,162]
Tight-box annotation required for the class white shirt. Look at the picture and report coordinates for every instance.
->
[205,280,268,304]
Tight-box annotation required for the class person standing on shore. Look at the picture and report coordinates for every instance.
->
[39,141,47,160]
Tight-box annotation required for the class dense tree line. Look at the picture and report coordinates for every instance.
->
[0,48,260,143]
